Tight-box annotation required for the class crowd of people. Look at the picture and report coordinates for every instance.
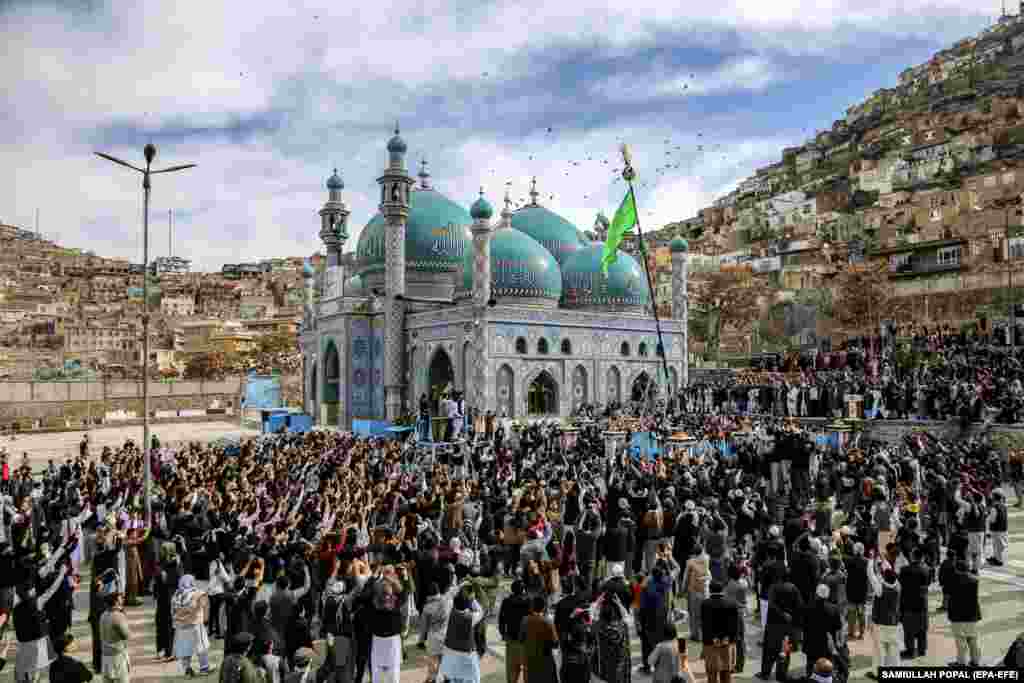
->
[685,332,1024,424]
[0,394,1019,683]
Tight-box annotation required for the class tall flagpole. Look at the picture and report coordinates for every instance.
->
[620,144,671,412]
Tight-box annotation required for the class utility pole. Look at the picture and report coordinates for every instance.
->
[95,145,195,526]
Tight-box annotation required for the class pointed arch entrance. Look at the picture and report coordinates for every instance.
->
[606,366,621,404]
[309,360,318,413]
[527,370,559,415]
[323,341,340,403]
[497,364,515,417]
[631,371,654,404]
[428,348,455,414]
[572,365,588,410]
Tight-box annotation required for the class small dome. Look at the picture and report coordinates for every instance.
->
[326,169,343,190]
[561,242,650,309]
[356,188,472,275]
[470,193,493,221]
[670,237,689,253]
[510,204,582,266]
[386,129,407,154]
[302,261,315,278]
[462,227,562,302]
[345,273,365,295]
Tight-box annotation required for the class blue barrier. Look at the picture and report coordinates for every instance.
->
[352,419,391,436]
[287,414,314,434]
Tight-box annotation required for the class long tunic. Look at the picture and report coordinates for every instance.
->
[520,613,559,683]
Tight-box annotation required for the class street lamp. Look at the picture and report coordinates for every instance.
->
[95,144,196,526]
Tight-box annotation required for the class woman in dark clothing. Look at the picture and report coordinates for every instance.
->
[153,545,181,661]
[559,610,594,683]
[595,594,632,683]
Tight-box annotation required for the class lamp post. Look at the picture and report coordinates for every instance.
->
[95,144,196,526]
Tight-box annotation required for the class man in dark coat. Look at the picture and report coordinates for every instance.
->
[789,537,822,605]
[701,580,740,683]
[844,542,869,640]
[899,548,931,659]
[802,584,842,677]
[758,571,803,681]
[946,560,982,667]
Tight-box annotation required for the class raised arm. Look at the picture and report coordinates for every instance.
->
[36,564,69,610]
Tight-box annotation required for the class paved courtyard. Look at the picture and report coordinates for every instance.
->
[0,427,1020,681]
[2,421,259,468]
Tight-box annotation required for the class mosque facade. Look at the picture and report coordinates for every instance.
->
[298,129,690,428]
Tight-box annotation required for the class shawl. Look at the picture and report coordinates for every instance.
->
[171,574,199,611]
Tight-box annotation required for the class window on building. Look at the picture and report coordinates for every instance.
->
[1005,172,1017,185]
[930,208,942,222]
[890,253,911,270]
[638,342,648,357]
[937,245,961,266]
[925,130,935,141]
[561,339,572,355]
[515,337,527,354]
[537,338,549,355]
[620,341,630,357]
[1009,237,1024,260]
[985,176,997,188]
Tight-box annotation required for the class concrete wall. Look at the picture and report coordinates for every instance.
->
[0,377,254,423]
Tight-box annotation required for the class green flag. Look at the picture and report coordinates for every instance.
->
[601,188,637,274]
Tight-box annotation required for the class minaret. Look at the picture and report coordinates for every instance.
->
[670,237,689,388]
[377,125,415,421]
[318,169,349,298]
[469,187,494,307]
[469,185,502,418]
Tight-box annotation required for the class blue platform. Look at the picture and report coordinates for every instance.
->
[352,419,391,436]
[287,414,314,434]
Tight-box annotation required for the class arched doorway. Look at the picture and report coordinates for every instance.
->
[527,371,559,415]
[631,371,654,403]
[323,342,340,403]
[461,340,471,392]
[606,366,621,404]
[428,348,454,414]
[497,364,514,417]
[309,361,318,413]
[572,365,588,410]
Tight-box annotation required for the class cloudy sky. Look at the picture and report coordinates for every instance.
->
[1,0,996,271]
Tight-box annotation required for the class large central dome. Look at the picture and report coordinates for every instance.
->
[510,203,582,266]
[356,187,472,275]
[462,226,562,303]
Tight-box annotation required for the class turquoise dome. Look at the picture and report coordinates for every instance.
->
[510,205,582,266]
[326,169,343,190]
[470,195,493,221]
[670,237,689,253]
[344,273,365,295]
[462,227,562,301]
[356,188,472,274]
[302,260,315,278]
[561,242,650,309]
